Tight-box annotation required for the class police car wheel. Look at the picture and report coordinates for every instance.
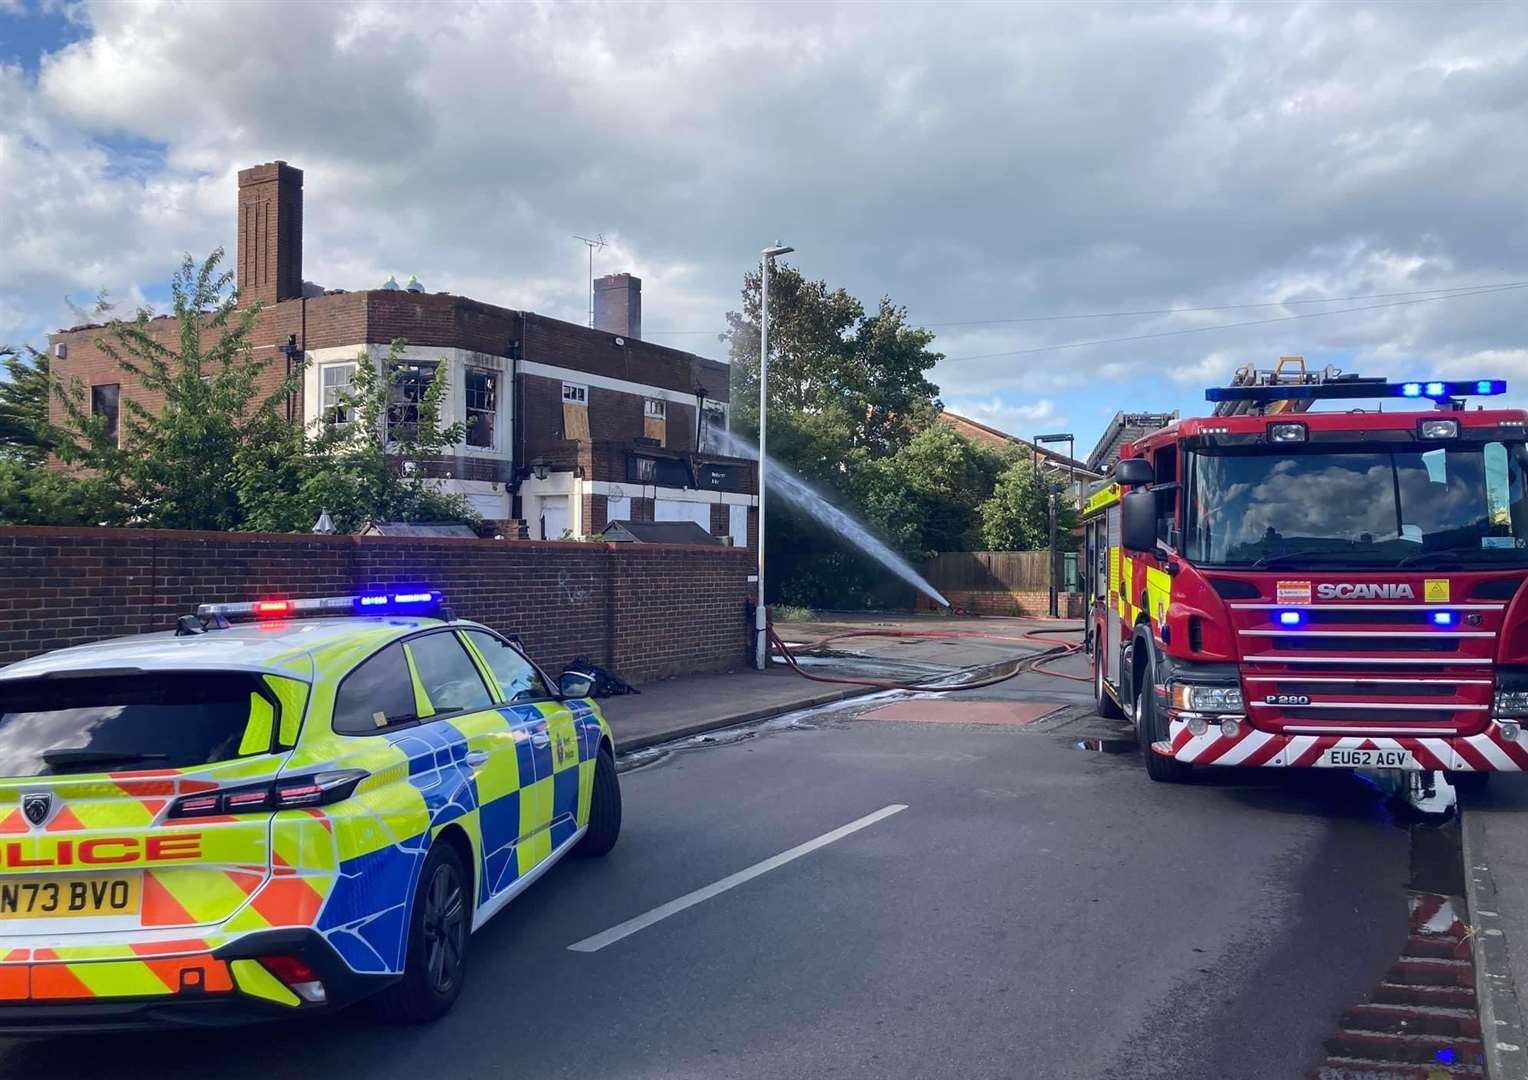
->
[1138,668,1192,784]
[575,746,622,858]
[373,843,470,1024]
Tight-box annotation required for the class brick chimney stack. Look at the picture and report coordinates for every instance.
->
[236,161,303,309]
[593,273,641,339]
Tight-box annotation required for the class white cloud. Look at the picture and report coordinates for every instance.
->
[943,396,1068,436]
[0,0,1526,458]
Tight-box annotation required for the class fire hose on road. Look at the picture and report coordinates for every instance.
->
[766,620,1089,693]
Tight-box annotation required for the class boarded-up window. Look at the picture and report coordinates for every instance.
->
[643,398,666,445]
[562,382,589,440]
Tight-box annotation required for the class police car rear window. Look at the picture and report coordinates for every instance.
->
[0,672,277,777]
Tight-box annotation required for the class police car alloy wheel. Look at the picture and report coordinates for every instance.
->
[374,843,470,1023]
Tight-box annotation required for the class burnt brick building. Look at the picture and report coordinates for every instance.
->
[48,161,756,546]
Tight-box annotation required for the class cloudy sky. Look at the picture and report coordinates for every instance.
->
[4,0,1528,457]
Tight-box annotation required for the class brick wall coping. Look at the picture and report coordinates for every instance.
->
[0,525,750,559]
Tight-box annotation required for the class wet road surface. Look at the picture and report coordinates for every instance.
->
[0,679,1445,1080]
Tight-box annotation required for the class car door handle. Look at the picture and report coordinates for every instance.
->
[465,750,490,768]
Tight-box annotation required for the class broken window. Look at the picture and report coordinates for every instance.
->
[466,369,497,449]
[387,361,437,443]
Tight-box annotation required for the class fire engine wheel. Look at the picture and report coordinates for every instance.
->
[1094,656,1122,719]
[1137,667,1193,784]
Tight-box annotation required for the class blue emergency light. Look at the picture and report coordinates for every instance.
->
[1207,379,1506,404]
[1276,610,1305,626]
[1431,611,1457,627]
[198,591,446,620]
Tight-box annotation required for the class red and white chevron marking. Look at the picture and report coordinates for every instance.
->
[1158,717,1528,771]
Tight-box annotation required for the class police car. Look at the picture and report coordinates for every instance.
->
[0,591,621,1030]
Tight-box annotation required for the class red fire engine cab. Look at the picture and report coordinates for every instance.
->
[1082,372,1528,808]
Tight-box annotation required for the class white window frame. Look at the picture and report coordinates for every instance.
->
[320,363,356,429]
[388,360,439,443]
[562,382,588,406]
[465,367,499,450]
[644,398,666,419]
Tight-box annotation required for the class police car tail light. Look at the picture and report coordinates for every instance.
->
[258,955,326,1004]
[167,770,369,819]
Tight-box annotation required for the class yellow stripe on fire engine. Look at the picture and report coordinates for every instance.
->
[1084,483,1120,517]
[1146,565,1173,628]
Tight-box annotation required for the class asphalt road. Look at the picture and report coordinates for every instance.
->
[0,666,1426,1080]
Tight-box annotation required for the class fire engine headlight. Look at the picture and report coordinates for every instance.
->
[1493,668,1528,718]
[1419,418,1459,440]
[1169,683,1244,714]
[1269,422,1307,444]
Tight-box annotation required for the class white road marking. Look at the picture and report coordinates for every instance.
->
[566,803,908,953]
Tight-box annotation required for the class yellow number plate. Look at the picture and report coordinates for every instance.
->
[0,874,141,919]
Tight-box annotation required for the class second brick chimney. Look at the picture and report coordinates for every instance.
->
[593,272,641,339]
[237,161,303,308]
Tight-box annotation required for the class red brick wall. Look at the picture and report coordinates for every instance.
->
[0,526,751,683]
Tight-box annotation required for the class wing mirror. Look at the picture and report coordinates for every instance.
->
[1121,490,1159,553]
[1114,458,1154,486]
[558,669,595,699]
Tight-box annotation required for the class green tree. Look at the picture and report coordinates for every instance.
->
[723,263,941,465]
[52,250,298,530]
[978,457,1079,551]
[0,459,120,526]
[0,346,53,465]
[237,340,475,535]
[864,424,1009,558]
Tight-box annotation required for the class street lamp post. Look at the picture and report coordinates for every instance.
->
[756,243,794,670]
[1035,432,1076,619]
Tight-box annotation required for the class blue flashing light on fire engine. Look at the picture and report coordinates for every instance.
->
[1207,379,1505,405]
[1277,610,1305,627]
[1432,611,1458,627]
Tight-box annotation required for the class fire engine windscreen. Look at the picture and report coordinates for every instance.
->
[1185,441,1528,568]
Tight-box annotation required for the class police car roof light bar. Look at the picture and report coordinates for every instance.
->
[196,591,446,621]
[1205,379,1505,404]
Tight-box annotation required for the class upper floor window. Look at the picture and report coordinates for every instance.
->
[466,369,498,449]
[388,361,437,443]
[700,401,728,453]
[91,384,120,446]
[321,364,355,429]
[644,398,666,419]
[562,382,588,406]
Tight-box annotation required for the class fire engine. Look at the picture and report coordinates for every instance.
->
[1082,362,1528,812]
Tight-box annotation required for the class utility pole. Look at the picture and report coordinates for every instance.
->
[756,243,795,670]
[573,234,606,328]
[1035,432,1075,620]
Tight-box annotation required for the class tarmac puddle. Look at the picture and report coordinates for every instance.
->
[1073,737,1136,754]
